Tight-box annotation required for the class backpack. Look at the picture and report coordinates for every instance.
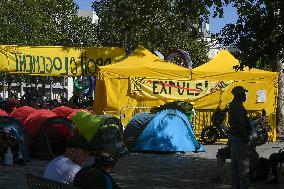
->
[250,157,270,181]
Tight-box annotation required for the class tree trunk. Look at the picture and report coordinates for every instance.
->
[42,81,46,96]
[7,80,12,98]
[3,78,5,99]
[277,50,284,134]
[20,81,24,97]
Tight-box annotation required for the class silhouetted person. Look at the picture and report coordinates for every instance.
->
[228,86,250,189]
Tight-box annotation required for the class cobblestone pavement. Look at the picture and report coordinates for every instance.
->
[1,140,284,189]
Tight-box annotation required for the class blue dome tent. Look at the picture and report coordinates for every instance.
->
[124,110,205,152]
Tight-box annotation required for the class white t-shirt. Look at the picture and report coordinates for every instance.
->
[43,155,81,184]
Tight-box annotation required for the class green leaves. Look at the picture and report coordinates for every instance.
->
[0,0,97,46]
[219,0,283,70]
[93,0,223,67]
[0,0,98,85]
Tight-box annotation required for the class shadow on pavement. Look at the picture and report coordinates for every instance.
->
[0,153,284,189]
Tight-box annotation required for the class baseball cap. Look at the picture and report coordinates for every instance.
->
[66,135,92,152]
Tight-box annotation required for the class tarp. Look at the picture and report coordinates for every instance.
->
[0,45,125,76]
[129,110,205,152]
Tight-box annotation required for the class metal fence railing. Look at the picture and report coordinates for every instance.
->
[118,106,275,140]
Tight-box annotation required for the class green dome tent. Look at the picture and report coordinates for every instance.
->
[71,111,125,154]
[71,111,121,142]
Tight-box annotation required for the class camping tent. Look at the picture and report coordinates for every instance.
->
[94,47,278,141]
[52,106,75,118]
[10,106,37,124]
[192,49,276,81]
[191,50,278,141]
[0,109,8,116]
[94,45,191,126]
[23,109,78,159]
[124,110,205,152]
[33,116,77,159]
[71,111,124,152]
[71,111,121,142]
[23,109,57,146]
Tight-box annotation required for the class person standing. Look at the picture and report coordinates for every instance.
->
[228,86,251,189]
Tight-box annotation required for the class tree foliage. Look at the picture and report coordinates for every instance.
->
[93,0,231,67]
[219,0,284,71]
[0,0,97,95]
[0,0,97,46]
[218,0,284,131]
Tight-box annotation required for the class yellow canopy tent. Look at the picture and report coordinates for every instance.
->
[191,50,278,141]
[94,47,278,141]
[94,45,191,125]
[98,45,191,79]
[192,49,276,81]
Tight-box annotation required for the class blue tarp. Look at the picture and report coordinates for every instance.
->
[131,110,205,152]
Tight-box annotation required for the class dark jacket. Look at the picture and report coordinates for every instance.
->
[228,99,251,143]
[73,164,120,189]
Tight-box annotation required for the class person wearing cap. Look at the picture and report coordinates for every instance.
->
[228,86,251,189]
[43,134,91,184]
[73,150,121,189]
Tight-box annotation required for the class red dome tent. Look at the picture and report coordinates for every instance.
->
[0,109,8,116]
[67,109,91,120]
[23,109,77,159]
[33,116,77,159]
[10,106,37,124]
[52,106,75,118]
[23,109,56,146]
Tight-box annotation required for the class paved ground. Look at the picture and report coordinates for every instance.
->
[1,140,284,189]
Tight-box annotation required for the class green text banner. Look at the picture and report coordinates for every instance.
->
[0,45,125,76]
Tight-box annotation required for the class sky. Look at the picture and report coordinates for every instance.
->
[74,0,238,34]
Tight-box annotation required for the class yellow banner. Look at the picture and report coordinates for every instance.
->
[0,45,125,76]
[130,77,232,100]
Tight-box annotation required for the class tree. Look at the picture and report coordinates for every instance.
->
[0,0,97,46]
[219,0,284,132]
[93,0,231,67]
[0,0,98,97]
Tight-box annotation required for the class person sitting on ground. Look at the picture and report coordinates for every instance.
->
[43,134,91,184]
[267,149,284,184]
[73,150,121,189]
